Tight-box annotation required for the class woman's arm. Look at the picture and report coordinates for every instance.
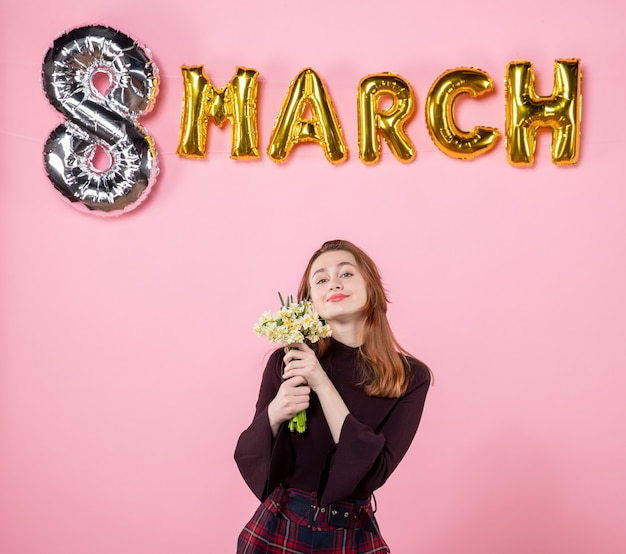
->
[314,380,350,443]
[320,359,431,505]
[282,342,350,443]
[234,350,293,500]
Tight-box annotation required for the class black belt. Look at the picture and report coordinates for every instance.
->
[271,486,373,530]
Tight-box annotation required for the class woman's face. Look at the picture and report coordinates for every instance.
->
[308,250,368,326]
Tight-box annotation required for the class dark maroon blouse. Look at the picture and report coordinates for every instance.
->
[234,338,430,507]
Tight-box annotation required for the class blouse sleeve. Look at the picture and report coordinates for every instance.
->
[234,349,292,501]
[320,360,431,506]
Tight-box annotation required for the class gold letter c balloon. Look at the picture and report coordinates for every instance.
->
[426,68,499,160]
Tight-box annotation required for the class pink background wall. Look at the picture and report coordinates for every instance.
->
[1,1,625,552]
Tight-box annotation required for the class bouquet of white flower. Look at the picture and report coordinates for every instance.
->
[254,293,332,432]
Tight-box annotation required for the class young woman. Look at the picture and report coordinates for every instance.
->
[235,239,431,553]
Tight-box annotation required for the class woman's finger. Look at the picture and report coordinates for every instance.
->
[282,374,308,387]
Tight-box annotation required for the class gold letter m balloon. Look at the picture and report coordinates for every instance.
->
[505,59,582,166]
[177,66,259,159]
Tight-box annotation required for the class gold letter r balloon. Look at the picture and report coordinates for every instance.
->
[357,73,416,164]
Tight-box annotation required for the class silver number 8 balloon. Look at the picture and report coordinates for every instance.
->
[42,25,159,215]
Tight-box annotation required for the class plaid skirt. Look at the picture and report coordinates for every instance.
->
[237,486,390,554]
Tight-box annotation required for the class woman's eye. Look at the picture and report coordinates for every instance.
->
[316,277,328,284]
[341,272,353,278]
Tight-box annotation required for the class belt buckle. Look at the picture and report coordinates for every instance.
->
[308,504,320,529]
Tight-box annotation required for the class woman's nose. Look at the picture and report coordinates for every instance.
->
[329,279,343,290]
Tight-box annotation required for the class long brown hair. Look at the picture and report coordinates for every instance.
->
[298,239,414,398]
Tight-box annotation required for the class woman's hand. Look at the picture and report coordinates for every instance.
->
[281,342,331,391]
[282,342,350,444]
[267,374,310,437]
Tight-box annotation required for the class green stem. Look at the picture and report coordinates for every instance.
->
[288,410,307,433]
[283,343,307,433]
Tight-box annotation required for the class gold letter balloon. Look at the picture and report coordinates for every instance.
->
[268,68,347,164]
[505,59,582,166]
[426,68,499,160]
[177,66,260,159]
[357,73,416,164]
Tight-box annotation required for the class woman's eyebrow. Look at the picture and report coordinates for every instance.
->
[311,261,355,277]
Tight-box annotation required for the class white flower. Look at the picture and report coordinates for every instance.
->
[254,293,332,346]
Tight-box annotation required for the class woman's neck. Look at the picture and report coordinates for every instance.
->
[328,320,363,347]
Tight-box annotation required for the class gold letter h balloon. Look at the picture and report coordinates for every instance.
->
[505,59,582,166]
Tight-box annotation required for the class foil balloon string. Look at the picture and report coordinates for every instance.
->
[42,25,159,215]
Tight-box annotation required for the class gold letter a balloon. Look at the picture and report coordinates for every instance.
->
[268,68,347,164]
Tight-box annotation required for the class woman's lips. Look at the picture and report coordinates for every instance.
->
[327,294,348,302]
